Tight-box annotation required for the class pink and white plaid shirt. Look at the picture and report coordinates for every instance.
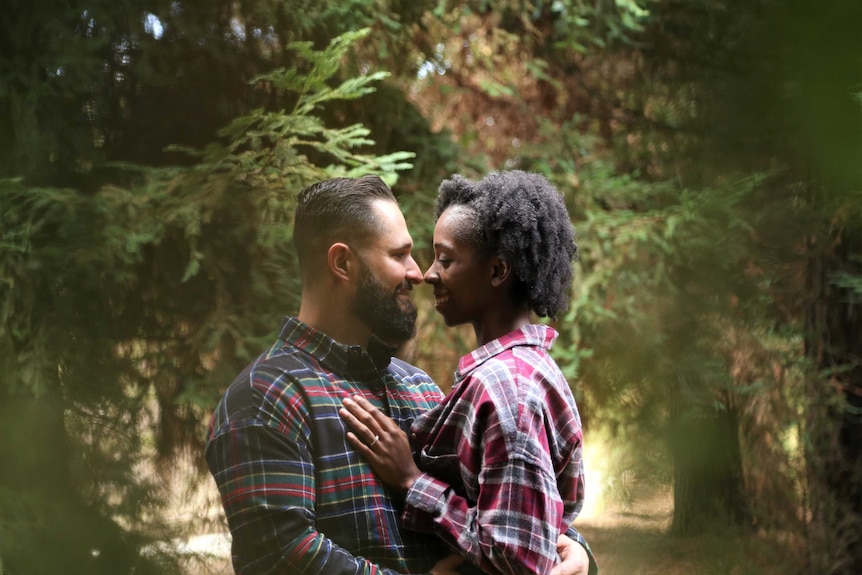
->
[402,324,586,575]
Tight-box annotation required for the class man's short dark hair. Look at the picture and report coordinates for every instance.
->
[293,175,396,269]
[435,170,578,319]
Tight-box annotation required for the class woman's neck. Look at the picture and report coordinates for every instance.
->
[472,306,532,347]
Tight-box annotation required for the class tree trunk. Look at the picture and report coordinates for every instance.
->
[804,231,862,574]
[669,385,749,535]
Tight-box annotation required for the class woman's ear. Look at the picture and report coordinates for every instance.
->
[327,242,354,282]
[490,255,512,288]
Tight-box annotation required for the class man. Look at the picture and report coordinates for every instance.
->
[205,175,591,574]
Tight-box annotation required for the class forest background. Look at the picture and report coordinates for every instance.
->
[2,0,861,574]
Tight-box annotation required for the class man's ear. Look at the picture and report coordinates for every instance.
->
[490,255,512,288]
[327,242,355,282]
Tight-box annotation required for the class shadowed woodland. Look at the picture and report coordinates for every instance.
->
[2,1,861,574]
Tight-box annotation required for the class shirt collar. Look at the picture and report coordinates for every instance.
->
[277,316,396,374]
[456,324,558,378]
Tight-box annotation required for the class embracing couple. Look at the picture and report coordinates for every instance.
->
[205,172,598,575]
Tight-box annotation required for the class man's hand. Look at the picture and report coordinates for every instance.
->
[429,553,465,575]
[549,533,589,575]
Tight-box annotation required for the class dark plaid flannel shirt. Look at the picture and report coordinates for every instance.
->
[205,316,448,575]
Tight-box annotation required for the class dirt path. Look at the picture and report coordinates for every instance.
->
[575,488,803,575]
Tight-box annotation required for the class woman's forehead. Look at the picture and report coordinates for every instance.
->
[436,205,481,243]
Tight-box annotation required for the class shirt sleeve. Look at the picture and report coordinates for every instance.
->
[401,390,566,575]
[205,379,404,575]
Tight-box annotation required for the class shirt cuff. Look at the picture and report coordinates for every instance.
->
[401,472,447,533]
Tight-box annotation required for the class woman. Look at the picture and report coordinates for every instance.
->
[341,170,590,575]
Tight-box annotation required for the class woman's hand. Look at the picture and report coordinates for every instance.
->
[340,394,421,494]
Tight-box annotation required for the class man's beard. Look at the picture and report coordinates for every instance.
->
[352,260,418,344]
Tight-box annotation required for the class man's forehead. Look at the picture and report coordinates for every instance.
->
[369,200,413,246]
[369,229,414,252]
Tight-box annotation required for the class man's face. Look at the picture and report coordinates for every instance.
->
[350,200,422,344]
[353,256,418,344]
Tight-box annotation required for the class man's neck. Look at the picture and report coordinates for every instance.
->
[297,297,370,347]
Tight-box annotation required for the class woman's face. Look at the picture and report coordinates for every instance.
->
[423,207,491,327]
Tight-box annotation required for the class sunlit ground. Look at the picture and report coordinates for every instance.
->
[574,436,804,575]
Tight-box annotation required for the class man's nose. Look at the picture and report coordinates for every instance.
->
[405,256,423,285]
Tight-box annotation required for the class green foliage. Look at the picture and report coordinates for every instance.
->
[3,0,860,571]
[547,0,655,51]
[0,26,416,573]
[831,256,862,299]
[436,0,653,50]
[516,106,810,530]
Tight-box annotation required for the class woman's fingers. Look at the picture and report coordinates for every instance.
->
[340,401,378,443]
[345,430,376,457]
[342,395,400,448]
[341,396,421,492]
[347,394,393,427]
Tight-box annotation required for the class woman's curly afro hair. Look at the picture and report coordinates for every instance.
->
[435,170,578,319]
